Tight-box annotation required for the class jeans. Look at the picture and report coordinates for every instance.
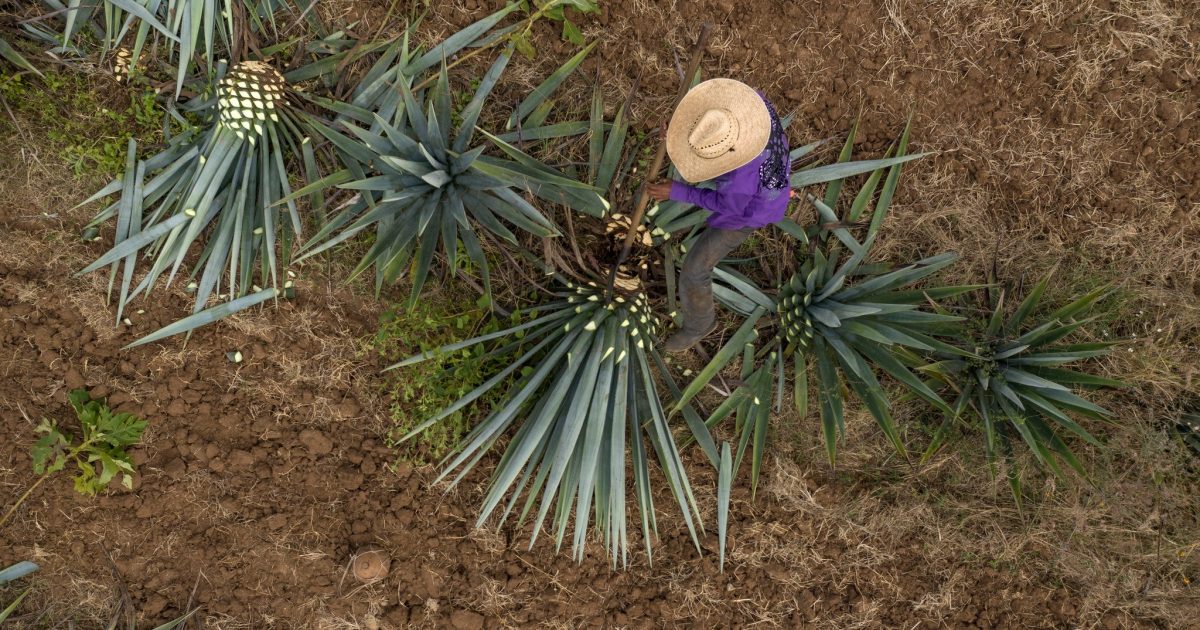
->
[678,227,754,334]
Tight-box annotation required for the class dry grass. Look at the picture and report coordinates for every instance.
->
[733,404,1200,627]
[3,0,1200,628]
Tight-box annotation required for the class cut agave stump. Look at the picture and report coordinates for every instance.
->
[351,549,390,582]
[602,214,655,293]
[112,47,144,83]
[218,61,287,140]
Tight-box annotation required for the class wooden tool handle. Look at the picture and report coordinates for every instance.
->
[607,23,712,291]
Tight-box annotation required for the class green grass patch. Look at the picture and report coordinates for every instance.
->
[0,70,165,178]
[366,293,515,464]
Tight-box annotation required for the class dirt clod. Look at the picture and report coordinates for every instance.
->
[298,428,333,456]
[450,610,485,630]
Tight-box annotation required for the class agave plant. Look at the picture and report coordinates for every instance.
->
[388,276,719,566]
[365,72,734,566]
[915,274,1122,503]
[75,57,338,347]
[70,2,592,345]
[294,34,607,303]
[672,122,971,471]
[678,246,972,481]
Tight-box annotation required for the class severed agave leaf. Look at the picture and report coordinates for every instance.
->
[0,35,42,76]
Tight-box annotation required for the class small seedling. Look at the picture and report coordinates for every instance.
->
[0,390,146,529]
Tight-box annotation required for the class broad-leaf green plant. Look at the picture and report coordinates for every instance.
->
[512,0,600,54]
[0,390,147,529]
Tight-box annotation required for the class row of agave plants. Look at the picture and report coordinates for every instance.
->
[5,1,1122,568]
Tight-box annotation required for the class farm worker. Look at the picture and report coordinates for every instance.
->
[647,78,791,352]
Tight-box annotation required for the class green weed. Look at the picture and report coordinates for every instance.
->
[0,390,147,529]
[0,71,165,177]
[366,295,514,464]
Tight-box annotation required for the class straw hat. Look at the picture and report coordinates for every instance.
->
[665,78,771,183]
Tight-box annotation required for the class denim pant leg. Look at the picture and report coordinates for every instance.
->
[678,227,754,333]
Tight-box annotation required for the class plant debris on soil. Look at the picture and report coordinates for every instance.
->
[2,0,1200,628]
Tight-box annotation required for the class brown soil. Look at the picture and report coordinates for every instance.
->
[3,0,1200,628]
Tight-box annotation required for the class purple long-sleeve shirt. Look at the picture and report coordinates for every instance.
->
[669,147,791,230]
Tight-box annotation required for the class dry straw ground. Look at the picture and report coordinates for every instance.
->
[2,0,1199,627]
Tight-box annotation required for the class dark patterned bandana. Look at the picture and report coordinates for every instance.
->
[758,96,790,190]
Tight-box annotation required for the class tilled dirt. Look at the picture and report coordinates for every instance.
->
[3,0,1199,627]
[0,241,1081,628]
[0,209,1088,627]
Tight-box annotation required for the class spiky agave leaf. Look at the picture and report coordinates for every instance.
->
[0,35,42,76]
[297,42,606,304]
[915,273,1123,506]
[386,278,714,567]
[0,561,38,586]
[564,77,666,254]
[677,124,956,461]
[76,58,333,346]
[32,0,317,94]
[297,1,583,130]
[674,249,973,571]
[1176,411,1200,457]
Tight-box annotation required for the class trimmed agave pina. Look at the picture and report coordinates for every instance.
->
[605,212,657,247]
[217,60,286,141]
[564,280,661,350]
[605,209,656,293]
[113,47,137,82]
[614,257,649,293]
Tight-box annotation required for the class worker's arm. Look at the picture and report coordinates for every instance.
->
[647,162,758,221]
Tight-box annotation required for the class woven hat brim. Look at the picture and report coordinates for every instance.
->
[666,78,771,183]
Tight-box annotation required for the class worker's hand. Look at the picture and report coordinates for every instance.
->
[646,180,672,201]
